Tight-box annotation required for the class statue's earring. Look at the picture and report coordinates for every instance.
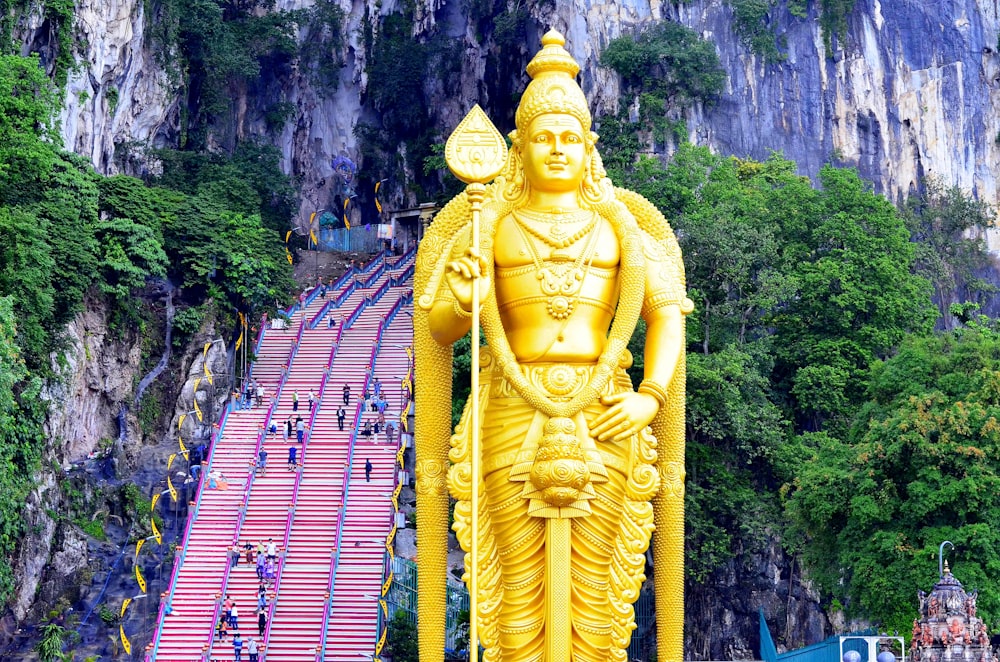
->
[503,149,525,200]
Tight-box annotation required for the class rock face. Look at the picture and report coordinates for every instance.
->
[43,303,142,465]
[14,0,1000,225]
[686,539,833,659]
[5,304,145,624]
[669,0,1000,216]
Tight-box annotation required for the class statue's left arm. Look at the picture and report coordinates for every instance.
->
[592,229,688,443]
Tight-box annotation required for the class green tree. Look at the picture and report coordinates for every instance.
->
[92,218,169,302]
[0,298,44,603]
[771,166,936,429]
[903,178,996,325]
[782,330,1000,634]
[34,623,69,662]
[602,21,726,107]
[386,612,419,662]
[0,207,56,364]
[0,55,59,205]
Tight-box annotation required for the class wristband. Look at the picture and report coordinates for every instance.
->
[638,380,668,408]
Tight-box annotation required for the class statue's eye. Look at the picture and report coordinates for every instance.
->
[535,134,548,143]
[566,134,581,143]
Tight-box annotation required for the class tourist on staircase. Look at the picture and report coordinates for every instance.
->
[232,631,243,661]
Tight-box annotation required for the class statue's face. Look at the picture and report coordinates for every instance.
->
[520,113,588,194]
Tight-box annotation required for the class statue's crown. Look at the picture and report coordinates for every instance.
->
[515,30,591,134]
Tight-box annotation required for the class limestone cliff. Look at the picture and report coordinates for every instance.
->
[13,0,1000,225]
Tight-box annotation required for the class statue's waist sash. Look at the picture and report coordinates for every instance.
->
[488,361,633,402]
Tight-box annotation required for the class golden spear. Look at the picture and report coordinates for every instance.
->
[444,105,507,662]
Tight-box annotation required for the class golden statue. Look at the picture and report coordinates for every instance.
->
[414,30,691,662]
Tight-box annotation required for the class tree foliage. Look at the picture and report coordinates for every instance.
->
[602,21,726,107]
[782,329,1000,634]
[903,177,996,325]
[611,144,936,612]
[0,55,296,611]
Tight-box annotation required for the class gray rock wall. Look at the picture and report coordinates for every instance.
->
[23,0,1000,229]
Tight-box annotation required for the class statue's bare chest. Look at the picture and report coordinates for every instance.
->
[493,213,620,269]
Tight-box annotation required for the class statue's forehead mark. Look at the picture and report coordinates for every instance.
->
[529,114,584,133]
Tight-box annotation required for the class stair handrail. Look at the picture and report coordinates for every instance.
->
[203,379,290,658]
[314,456,350,662]
[330,265,357,293]
[319,338,379,658]
[308,276,362,330]
[202,324,301,659]
[149,401,232,660]
[359,250,385,274]
[308,299,334,330]
[344,294,368,329]
[259,339,335,661]
[373,436,405,659]
[370,313,409,659]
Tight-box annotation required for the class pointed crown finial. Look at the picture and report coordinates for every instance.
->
[515,29,591,134]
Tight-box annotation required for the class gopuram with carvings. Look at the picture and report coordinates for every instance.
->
[910,562,995,662]
[414,29,690,662]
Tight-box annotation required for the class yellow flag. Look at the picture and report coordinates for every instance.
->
[203,344,213,385]
[121,597,132,618]
[285,230,292,244]
[235,330,244,352]
[286,249,293,265]
[134,539,146,592]
[120,624,131,655]
[375,182,383,214]
[151,492,161,512]
[310,228,318,246]
[309,211,317,226]
[193,378,203,422]
[344,198,350,211]
[135,562,146,594]
[178,413,186,430]
[167,453,176,471]
[167,473,177,502]
[345,217,351,230]
[178,435,187,455]
[151,515,162,545]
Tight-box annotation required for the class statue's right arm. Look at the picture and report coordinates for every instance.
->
[427,225,484,346]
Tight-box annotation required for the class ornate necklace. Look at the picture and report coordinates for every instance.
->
[475,195,647,421]
[512,209,597,249]
[511,216,600,321]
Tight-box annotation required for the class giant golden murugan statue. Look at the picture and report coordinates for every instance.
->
[414,30,691,662]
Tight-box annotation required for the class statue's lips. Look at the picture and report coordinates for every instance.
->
[546,162,568,171]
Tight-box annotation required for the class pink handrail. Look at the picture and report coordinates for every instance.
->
[149,399,232,660]
[259,341,338,661]
[203,331,299,658]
